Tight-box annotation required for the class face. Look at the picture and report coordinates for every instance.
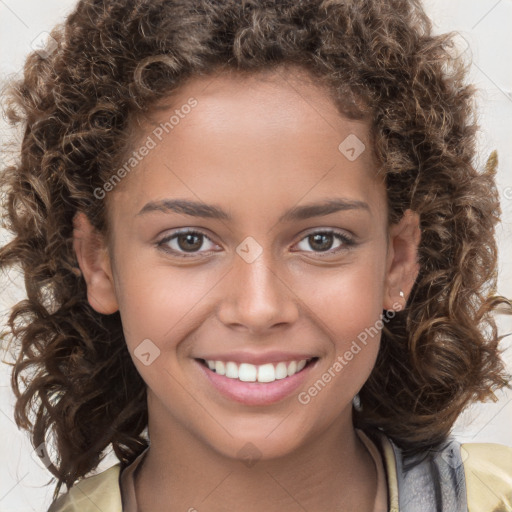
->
[74,67,420,462]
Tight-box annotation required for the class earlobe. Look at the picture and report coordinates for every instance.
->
[383,209,421,312]
[72,211,119,315]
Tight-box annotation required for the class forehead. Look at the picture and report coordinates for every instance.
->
[146,66,368,141]
[108,67,386,223]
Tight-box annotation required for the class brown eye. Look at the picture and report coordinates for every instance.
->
[176,232,203,252]
[308,233,335,252]
[295,230,355,256]
[157,229,219,257]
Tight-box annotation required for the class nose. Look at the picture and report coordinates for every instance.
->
[216,250,300,334]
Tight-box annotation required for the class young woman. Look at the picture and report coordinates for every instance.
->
[1,0,511,510]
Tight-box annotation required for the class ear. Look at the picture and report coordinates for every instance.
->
[382,209,421,311]
[72,211,119,314]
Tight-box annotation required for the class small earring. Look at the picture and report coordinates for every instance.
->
[399,290,405,298]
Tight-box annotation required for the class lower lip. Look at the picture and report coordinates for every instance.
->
[195,359,318,406]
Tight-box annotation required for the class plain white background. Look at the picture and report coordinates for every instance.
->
[0,0,511,510]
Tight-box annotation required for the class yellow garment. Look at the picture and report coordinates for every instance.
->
[47,436,512,512]
[47,464,122,511]
[462,442,512,512]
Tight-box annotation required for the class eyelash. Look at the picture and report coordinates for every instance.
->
[156,228,356,258]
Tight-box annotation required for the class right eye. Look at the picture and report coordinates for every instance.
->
[156,229,220,258]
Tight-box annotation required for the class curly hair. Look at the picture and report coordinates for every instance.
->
[1,0,511,501]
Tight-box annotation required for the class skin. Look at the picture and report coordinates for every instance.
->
[73,66,421,511]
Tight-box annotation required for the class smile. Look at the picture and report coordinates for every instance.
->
[195,357,319,406]
[200,358,316,383]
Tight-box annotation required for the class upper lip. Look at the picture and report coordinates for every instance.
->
[195,351,318,365]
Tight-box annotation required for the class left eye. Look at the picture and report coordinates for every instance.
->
[294,230,355,255]
[157,230,218,257]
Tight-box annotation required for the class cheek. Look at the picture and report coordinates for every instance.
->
[298,252,387,335]
[293,255,386,387]
[112,254,217,349]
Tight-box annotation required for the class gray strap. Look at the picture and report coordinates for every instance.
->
[388,436,468,512]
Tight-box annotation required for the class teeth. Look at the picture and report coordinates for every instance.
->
[287,361,297,376]
[214,361,225,375]
[239,363,257,382]
[275,362,288,379]
[257,363,275,383]
[204,358,312,383]
[297,359,307,372]
[225,361,238,379]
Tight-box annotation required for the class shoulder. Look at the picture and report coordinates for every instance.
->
[461,441,512,512]
[372,428,512,512]
[47,464,123,512]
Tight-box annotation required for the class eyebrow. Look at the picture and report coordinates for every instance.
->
[136,197,370,222]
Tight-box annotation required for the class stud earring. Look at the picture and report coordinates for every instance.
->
[352,394,362,411]
[399,290,405,298]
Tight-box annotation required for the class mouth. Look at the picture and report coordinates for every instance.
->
[196,357,319,383]
[194,357,319,406]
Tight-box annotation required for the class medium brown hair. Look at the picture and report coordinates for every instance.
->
[1,0,511,500]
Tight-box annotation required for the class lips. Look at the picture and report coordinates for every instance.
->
[194,356,319,406]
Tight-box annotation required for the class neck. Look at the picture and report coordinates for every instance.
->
[134,398,377,512]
